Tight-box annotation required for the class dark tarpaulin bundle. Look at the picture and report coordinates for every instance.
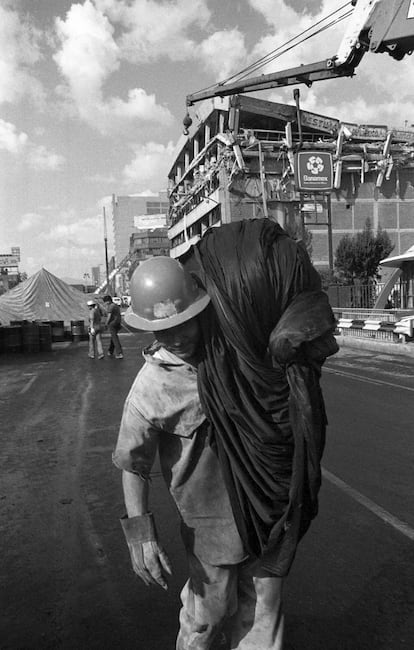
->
[193,219,338,576]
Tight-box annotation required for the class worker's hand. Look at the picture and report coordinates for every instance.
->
[120,513,172,590]
[90,328,95,335]
[128,540,172,589]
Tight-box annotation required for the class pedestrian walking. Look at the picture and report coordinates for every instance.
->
[87,299,104,360]
[113,220,338,649]
[103,295,123,359]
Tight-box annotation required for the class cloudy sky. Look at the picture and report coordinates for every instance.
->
[1,0,413,280]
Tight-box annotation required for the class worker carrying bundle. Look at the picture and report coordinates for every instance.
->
[113,218,338,650]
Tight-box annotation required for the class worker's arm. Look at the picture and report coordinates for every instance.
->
[120,471,172,590]
[122,469,149,516]
[115,393,172,589]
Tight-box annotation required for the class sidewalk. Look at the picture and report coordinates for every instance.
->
[336,334,414,358]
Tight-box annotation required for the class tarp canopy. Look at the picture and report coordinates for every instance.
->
[381,244,414,267]
[0,268,91,325]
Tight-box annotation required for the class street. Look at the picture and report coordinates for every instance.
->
[1,334,413,649]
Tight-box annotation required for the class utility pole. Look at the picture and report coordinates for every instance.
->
[103,206,110,294]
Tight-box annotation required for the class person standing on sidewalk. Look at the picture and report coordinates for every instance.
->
[87,299,104,359]
[103,295,123,358]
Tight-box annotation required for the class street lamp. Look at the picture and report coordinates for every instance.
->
[83,273,90,293]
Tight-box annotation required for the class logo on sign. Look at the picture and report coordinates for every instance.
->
[295,151,333,191]
[306,156,325,175]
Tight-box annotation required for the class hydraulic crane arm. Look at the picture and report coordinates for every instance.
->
[186,0,414,106]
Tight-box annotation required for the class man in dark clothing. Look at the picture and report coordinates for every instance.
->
[103,295,123,359]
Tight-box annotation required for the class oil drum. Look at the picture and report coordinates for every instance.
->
[3,326,23,353]
[71,320,85,342]
[38,323,52,352]
[50,320,65,342]
[22,323,40,353]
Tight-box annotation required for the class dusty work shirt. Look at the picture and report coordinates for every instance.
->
[113,343,246,566]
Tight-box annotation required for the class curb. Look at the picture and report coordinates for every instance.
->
[335,335,414,357]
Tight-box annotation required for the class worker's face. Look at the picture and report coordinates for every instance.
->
[156,317,201,361]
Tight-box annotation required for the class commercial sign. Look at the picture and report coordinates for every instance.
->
[392,129,414,142]
[341,122,388,141]
[295,151,333,191]
[301,202,323,214]
[134,214,167,230]
[300,110,339,134]
[0,254,18,266]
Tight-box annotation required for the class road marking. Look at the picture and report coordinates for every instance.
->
[322,468,414,541]
[19,375,37,394]
[324,367,414,392]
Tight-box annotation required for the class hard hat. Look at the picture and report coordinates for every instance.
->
[87,299,96,306]
[124,256,210,331]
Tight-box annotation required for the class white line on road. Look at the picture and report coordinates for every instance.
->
[324,367,414,392]
[19,375,37,394]
[322,468,414,541]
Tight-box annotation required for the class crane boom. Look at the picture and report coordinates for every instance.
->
[186,0,414,106]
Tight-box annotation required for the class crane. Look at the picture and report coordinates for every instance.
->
[186,0,414,107]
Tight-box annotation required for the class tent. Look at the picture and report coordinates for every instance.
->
[380,243,414,268]
[0,268,91,325]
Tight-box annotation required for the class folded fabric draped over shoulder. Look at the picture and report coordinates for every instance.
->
[194,218,338,576]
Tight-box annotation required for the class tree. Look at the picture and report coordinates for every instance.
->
[284,218,313,260]
[334,219,394,284]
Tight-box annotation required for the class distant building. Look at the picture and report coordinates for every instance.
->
[0,249,20,293]
[129,227,170,270]
[111,192,169,265]
[167,95,414,268]
[91,265,103,287]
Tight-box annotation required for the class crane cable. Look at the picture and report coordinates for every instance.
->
[194,1,354,95]
[232,9,353,83]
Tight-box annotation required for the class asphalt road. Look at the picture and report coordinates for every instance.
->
[0,334,413,650]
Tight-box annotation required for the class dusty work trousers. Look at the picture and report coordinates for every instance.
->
[176,554,284,650]
[88,331,103,358]
[108,324,122,356]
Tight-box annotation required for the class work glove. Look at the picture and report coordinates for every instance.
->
[120,513,172,590]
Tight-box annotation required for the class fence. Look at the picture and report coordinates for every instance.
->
[327,283,384,309]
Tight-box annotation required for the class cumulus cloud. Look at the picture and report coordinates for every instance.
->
[96,0,211,62]
[0,3,45,105]
[12,208,106,277]
[197,29,248,80]
[245,0,414,130]
[27,145,65,171]
[53,0,174,134]
[0,119,28,153]
[38,212,102,245]
[122,141,176,190]
[0,118,65,169]
[17,212,47,232]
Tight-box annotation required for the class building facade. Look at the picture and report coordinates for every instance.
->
[167,95,414,271]
[129,227,170,271]
[111,192,169,265]
[0,248,21,294]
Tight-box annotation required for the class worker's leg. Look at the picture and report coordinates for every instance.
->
[110,325,122,355]
[88,332,95,358]
[95,332,104,358]
[176,553,237,650]
[229,560,284,650]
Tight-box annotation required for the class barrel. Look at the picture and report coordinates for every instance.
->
[3,326,22,353]
[22,323,40,353]
[0,326,4,354]
[50,320,65,342]
[38,323,52,352]
[71,320,85,342]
